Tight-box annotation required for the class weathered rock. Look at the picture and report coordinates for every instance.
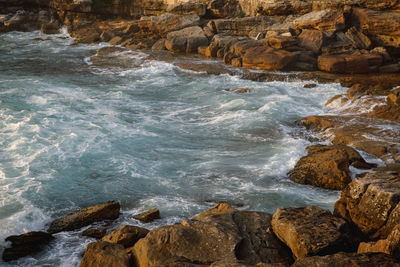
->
[165,26,209,53]
[267,35,298,49]
[151,39,166,50]
[132,208,160,223]
[292,252,399,267]
[2,231,54,262]
[242,46,296,70]
[211,16,278,37]
[101,225,149,248]
[139,14,200,36]
[131,203,293,266]
[304,83,317,88]
[271,206,354,259]
[358,224,400,258]
[288,144,374,190]
[79,241,130,267]
[298,29,326,54]
[82,228,107,239]
[345,26,372,49]
[48,201,120,234]
[207,0,242,18]
[40,20,59,34]
[334,169,400,239]
[370,88,400,120]
[249,0,312,16]
[292,10,345,33]
[380,63,400,73]
[166,2,207,16]
[226,88,250,93]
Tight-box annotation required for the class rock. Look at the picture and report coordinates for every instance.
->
[334,169,400,239]
[132,208,160,223]
[318,51,383,74]
[345,26,372,49]
[298,29,326,54]
[231,57,242,67]
[250,0,312,16]
[358,224,400,258]
[101,225,149,248]
[48,201,120,234]
[267,36,298,49]
[109,36,123,46]
[79,241,130,267]
[207,0,242,18]
[288,144,375,190]
[139,14,200,36]
[151,39,166,50]
[242,46,296,70]
[165,26,209,53]
[167,2,206,16]
[40,21,59,34]
[271,206,354,259]
[205,44,219,57]
[2,231,54,262]
[82,228,107,239]
[100,30,114,42]
[229,39,264,56]
[380,63,400,73]
[370,88,400,120]
[226,88,250,93]
[131,203,293,266]
[304,83,317,88]
[211,16,277,37]
[292,10,345,33]
[292,252,399,267]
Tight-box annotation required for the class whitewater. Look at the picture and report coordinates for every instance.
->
[1,30,345,266]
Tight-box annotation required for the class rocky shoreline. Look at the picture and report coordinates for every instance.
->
[1,0,400,266]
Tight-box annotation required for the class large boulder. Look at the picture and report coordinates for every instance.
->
[2,231,54,262]
[165,26,209,53]
[101,225,149,248]
[358,224,400,259]
[292,10,345,33]
[131,203,293,266]
[242,46,296,70]
[48,201,120,234]
[334,169,400,240]
[79,241,130,267]
[271,206,354,259]
[288,144,375,190]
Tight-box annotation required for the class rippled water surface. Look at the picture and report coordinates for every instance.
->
[1,31,345,266]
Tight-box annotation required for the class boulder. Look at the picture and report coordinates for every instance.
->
[271,206,354,259]
[267,35,298,49]
[82,228,107,239]
[211,16,276,37]
[131,204,293,266]
[298,29,326,54]
[101,225,149,248]
[288,144,375,190]
[358,224,400,258]
[370,88,400,120]
[2,231,54,262]
[292,252,399,267]
[132,208,160,223]
[334,169,400,239]
[242,46,296,70]
[345,26,372,49]
[48,201,120,234]
[207,0,242,18]
[79,241,130,267]
[165,26,209,53]
[292,10,345,33]
[40,20,59,34]
[139,14,200,36]
[166,2,207,16]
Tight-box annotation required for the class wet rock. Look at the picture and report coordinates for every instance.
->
[304,83,317,88]
[225,88,250,93]
[165,26,209,53]
[101,225,149,248]
[358,224,400,258]
[2,231,54,262]
[166,2,207,16]
[131,204,293,266]
[271,206,354,259]
[334,169,400,239]
[132,208,160,223]
[292,10,345,33]
[370,88,400,120]
[242,46,296,70]
[292,252,399,267]
[48,201,120,234]
[298,29,326,54]
[80,241,130,267]
[288,144,375,190]
[82,228,107,239]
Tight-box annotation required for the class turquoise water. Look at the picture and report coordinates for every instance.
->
[0,30,343,266]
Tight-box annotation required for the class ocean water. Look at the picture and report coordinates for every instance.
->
[1,30,345,266]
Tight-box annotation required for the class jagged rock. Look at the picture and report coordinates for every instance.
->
[288,144,375,190]
[48,201,120,234]
[271,206,354,259]
[345,26,372,49]
[292,252,399,267]
[370,88,400,120]
[165,26,208,53]
[101,225,149,248]
[82,228,107,239]
[298,29,326,53]
[2,231,54,262]
[292,10,345,33]
[334,169,400,239]
[242,46,296,70]
[132,208,160,223]
[358,224,400,259]
[166,2,207,16]
[79,241,130,267]
[131,204,293,266]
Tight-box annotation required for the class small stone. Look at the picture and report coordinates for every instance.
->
[132,208,160,223]
[303,83,316,88]
[101,225,149,248]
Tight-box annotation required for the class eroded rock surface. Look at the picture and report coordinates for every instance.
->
[101,225,149,248]
[79,241,130,267]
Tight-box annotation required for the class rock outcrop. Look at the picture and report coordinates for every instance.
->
[101,225,149,248]
[79,241,130,267]
[358,224,400,259]
[165,26,208,53]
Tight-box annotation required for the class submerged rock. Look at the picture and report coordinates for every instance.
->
[48,201,120,234]
[101,225,149,248]
[132,208,160,223]
[79,241,130,267]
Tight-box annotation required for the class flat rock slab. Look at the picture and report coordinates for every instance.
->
[132,208,160,223]
[101,225,149,248]
[271,206,353,259]
[48,201,120,234]
[80,241,130,267]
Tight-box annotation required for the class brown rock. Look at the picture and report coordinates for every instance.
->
[288,144,374,190]
[370,88,400,120]
[292,252,399,267]
[48,201,120,234]
[79,241,129,267]
[231,57,242,67]
[131,203,293,266]
[345,26,372,49]
[166,2,207,16]
[242,46,296,70]
[304,83,317,88]
[292,10,345,33]
[252,0,312,16]
[132,208,160,223]
[101,225,149,248]
[151,39,166,50]
[205,44,219,57]
[109,36,123,46]
[40,21,59,34]
[358,224,400,258]
[212,17,274,37]
[207,0,242,18]
[165,26,209,53]
[225,88,250,94]
[271,206,354,259]
[267,36,298,49]
[139,14,200,36]
[2,231,54,262]
[298,29,326,54]
[380,63,400,73]
[82,228,107,239]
